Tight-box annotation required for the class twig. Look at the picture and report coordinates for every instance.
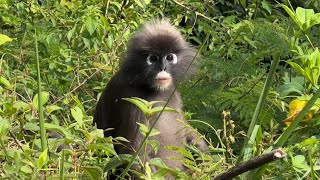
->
[51,66,103,105]
[172,0,217,23]
[213,148,286,180]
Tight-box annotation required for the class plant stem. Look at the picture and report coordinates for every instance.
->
[240,52,281,163]
[35,28,48,152]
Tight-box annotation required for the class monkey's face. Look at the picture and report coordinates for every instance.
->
[124,19,196,92]
[145,53,178,90]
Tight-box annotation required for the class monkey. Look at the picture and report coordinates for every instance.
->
[93,19,207,178]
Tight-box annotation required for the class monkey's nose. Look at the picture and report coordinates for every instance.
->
[160,62,167,71]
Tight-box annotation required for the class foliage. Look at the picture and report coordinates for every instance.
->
[1,0,320,179]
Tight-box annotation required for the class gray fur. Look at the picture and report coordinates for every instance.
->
[94,19,206,178]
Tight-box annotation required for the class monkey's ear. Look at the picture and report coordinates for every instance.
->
[172,46,200,82]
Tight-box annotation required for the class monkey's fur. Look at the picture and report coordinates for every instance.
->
[94,19,207,177]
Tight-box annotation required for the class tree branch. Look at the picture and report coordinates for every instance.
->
[213,148,286,180]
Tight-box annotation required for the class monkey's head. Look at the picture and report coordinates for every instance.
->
[123,19,198,91]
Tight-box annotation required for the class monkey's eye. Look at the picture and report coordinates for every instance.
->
[164,53,177,64]
[146,54,159,65]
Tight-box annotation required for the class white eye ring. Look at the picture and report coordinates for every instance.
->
[164,53,177,64]
[146,54,159,65]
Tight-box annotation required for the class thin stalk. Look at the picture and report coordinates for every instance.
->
[60,149,65,180]
[35,28,47,152]
[188,119,225,148]
[118,34,210,179]
[309,149,315,180]
[240,52,281,163]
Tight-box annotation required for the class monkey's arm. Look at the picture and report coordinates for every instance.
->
[93,75,121,137]
[184,127,208,152]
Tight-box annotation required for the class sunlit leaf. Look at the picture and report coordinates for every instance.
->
[0,76,13,90]
[122,97,149,115]
[0,34,13,45]
[0,119,9,136]
[296,7,314,30]
[284,99,313,126]
[37,149,48,169]
[33,92,50,108]
[71,106,84,126]
[46,105,62,114]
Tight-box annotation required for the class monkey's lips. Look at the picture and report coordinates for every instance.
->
[155,78,172,85]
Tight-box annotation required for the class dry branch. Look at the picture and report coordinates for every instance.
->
[213,148,286,180]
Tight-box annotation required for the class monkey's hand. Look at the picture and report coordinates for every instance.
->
[185,131,208,152]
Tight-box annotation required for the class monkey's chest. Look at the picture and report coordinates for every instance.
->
[152,112,185,146]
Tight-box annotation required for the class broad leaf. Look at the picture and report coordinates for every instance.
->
[0,34,13,45]
[83,166,103,180]
[37,149,48,169]
[0,76,13,90]
[33,92,49,108]
[71,106,83,126]
[296,7,314,29]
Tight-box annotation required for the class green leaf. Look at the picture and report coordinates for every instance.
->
[287,62,305,76]
[20,165,33,174]
[83,166,103,180]
[145,162,152,178]
[87,144,117,156]
[0,34,13,45]
[243,125,261,162]
[0,118,9,136]
[0,76,13,90]
[148,140,160,154]
[44,123,72,138]
[276,82,304,97]
[292,155,309,170]
[122,97,149,115]
[300,138,318,147]
[149,106,177,115]
[240,0,247,8]
[133,0,150,8]
[137,122,149,136]
[37,149,48,169]
[310,13,320,27]
[85,17,97,35]
[71,106,83,125]
[149,128,161,137]
[24,122,40,131]
[33,92,49,108]
[149,158,179,178]
[296,7,314,29]
[104,154,133,172]
[67,26,76,41]
[113,136,130,142]
[281,4,299,27]
[46,105,62,114]
[14,101,30,111]
[261,1,272,14]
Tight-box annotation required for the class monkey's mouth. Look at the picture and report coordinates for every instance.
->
[155,78,172,85]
